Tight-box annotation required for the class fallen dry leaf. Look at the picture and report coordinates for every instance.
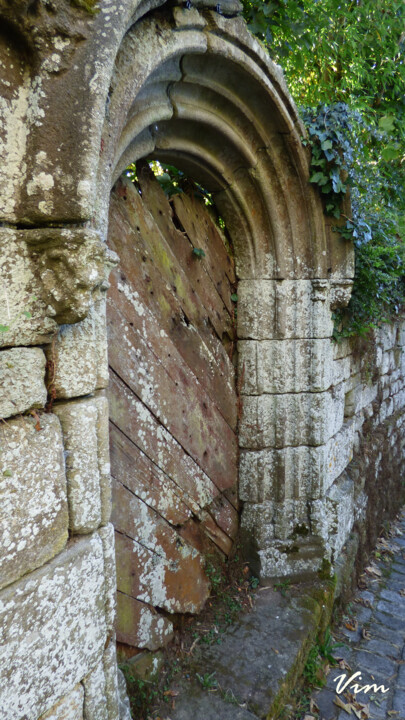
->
[365,565,382,577]
[362,628,371,640]
[338,658,353,671]
[310,698,319,713]
[345,620,358,631]
[334,696,352,713]
[355,597,372,608]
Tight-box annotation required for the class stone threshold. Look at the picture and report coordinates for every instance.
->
[154,581,335,720]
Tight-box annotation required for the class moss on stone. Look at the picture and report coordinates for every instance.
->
[70,0,99,14]
[317,558,333,581]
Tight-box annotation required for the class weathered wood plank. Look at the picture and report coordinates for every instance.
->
[116,591,174,650]
[172,190,236,293]
[108,299,238,491]
[113,491,211,615]
[137,165,235,327]
[206,495,239,540]
[107,272,237,430]
[108,184,237,429]
[110,177,228,339]
[109,165,240,652]
[109,423,191,526]
[109,371,220,515]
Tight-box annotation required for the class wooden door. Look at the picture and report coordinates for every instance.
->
[107,164,238,655]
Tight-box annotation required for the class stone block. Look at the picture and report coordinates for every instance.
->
[241,502,325,576]
[314,475,355,557]
[239,447,312,504]
[98,524,116,633]
[53,396,110,533]
[359,382,378,411]
[0,347,47,419]
[239,386,344,449]
[0,535,107,720]
[83,661,108,720]
[393,389,405,413]
[241,497,311,546]
[103,641,120,720]
[319,420,355,495]
[0,414,68,591]
[379,396,394,424]
[378,323,397,351]
[381,350,395,375]
[117,669,132,720]
[238,339,334,394]
[27,229,116,325]
[39,685,84,720]
[344,382,363,418]
[332,338,352,360]
[399,320,405,347]
[0,228,58,347]
[47,297,109,399]
[375,343,383,369]
[329,279,353,309]
[332,356,351,385]
[237,279,334,340]
[240,418,355,507]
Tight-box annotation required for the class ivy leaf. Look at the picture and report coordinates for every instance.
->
[192,248,205,258]
[382,145,400,162]
[0,325,10,332]
[378,116,395,133]
[310,172,329,185]
[230,293,238,302]
[321,139,333,151]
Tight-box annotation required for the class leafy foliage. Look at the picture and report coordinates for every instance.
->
[302,103,404,337]
[128,160,214,203]
[241,0,405,125]
[301,103,360,218]
[242,0,405,336]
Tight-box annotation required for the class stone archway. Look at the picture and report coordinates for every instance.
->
[95,3,353,653]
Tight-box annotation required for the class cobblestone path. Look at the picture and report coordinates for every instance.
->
[312,512,405,720]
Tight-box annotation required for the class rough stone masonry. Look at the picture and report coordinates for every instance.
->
[0,1,404,718]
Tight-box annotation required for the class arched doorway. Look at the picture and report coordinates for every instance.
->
[94,2,345,658]
[107,162,239,656]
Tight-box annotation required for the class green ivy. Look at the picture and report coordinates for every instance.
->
[302,103,404,339]
[301,103,362,219]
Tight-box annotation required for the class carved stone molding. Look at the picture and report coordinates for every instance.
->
[26,228,118,325]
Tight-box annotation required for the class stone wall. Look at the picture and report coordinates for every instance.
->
[239,307,405,580]
[331,323,405,599]
[0,0,404,718]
